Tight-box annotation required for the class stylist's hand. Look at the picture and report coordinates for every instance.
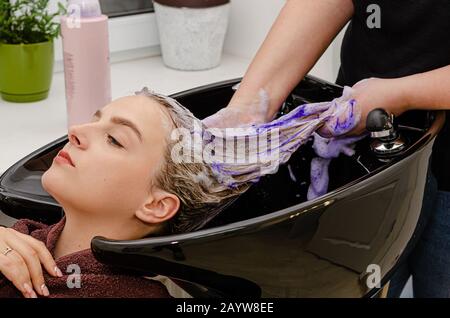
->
[202,88,272,128]
[344,77,409,136]
[0,227,62,298]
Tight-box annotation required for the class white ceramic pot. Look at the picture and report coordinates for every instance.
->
[154,1,230,71]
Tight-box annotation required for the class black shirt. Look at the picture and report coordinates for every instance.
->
[337,0,450,191]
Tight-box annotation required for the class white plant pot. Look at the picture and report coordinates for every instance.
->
[154,2,230,71]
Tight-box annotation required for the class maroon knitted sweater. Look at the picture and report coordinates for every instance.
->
[0,218,171,298]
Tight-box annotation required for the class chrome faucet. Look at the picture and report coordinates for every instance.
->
[366,108,406,159]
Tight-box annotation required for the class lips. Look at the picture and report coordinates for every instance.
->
[56,150,75,167]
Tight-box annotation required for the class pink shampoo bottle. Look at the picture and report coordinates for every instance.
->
[60,0,111,128]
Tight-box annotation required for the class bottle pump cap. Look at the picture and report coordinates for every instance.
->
[68,0,102,18]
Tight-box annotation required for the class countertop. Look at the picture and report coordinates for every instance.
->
[0,53,251,174]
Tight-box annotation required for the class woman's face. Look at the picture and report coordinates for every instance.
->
[42,95,171,219]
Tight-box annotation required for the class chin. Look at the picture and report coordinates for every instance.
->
[42,168,115,215]
[42,166,69,203]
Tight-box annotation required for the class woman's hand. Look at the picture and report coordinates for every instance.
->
[345,77,410,136]
[0,227,62,298]
[202,88,272,128]
[316,77,410,137]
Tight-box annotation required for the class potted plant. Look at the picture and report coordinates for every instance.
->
[0,0,65,102]
[153,0,231,71]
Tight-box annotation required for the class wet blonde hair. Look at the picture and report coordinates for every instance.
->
[136,86,363,233]
[135,88,250,233]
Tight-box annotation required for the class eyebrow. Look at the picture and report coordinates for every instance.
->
[93,109,143,143]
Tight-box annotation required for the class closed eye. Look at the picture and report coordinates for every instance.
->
[107,134,123,148]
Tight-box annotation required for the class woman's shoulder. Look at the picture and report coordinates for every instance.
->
[52,250,172,298]
[113,275,174,298]
[11,218,51,235]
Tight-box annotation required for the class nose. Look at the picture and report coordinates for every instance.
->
[68,124,88,149]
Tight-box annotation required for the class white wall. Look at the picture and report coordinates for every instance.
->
[224,0,286,59]
[223,0,345,83]
[48,0,345,81]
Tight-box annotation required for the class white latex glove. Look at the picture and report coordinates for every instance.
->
[202,88,272,128]
[316,86,362,138]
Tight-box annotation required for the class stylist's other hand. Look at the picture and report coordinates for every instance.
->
[341,77,408,136]
[202,88,272,128]
[317,78,409,137]
[0,227,61,298]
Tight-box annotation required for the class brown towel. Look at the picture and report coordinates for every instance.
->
[0,218,171,298]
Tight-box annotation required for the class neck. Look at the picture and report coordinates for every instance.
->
[53,208,143,260]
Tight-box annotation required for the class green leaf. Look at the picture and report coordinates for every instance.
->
[0,0,66,44]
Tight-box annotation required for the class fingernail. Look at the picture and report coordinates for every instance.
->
[41,284,50,296]
[23,283,33,294]
[54,266,63,277]
[30,290,38,298]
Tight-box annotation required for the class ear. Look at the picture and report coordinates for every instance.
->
[135,189,180,225]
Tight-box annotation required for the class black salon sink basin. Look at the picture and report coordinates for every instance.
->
[0,75,445,297]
